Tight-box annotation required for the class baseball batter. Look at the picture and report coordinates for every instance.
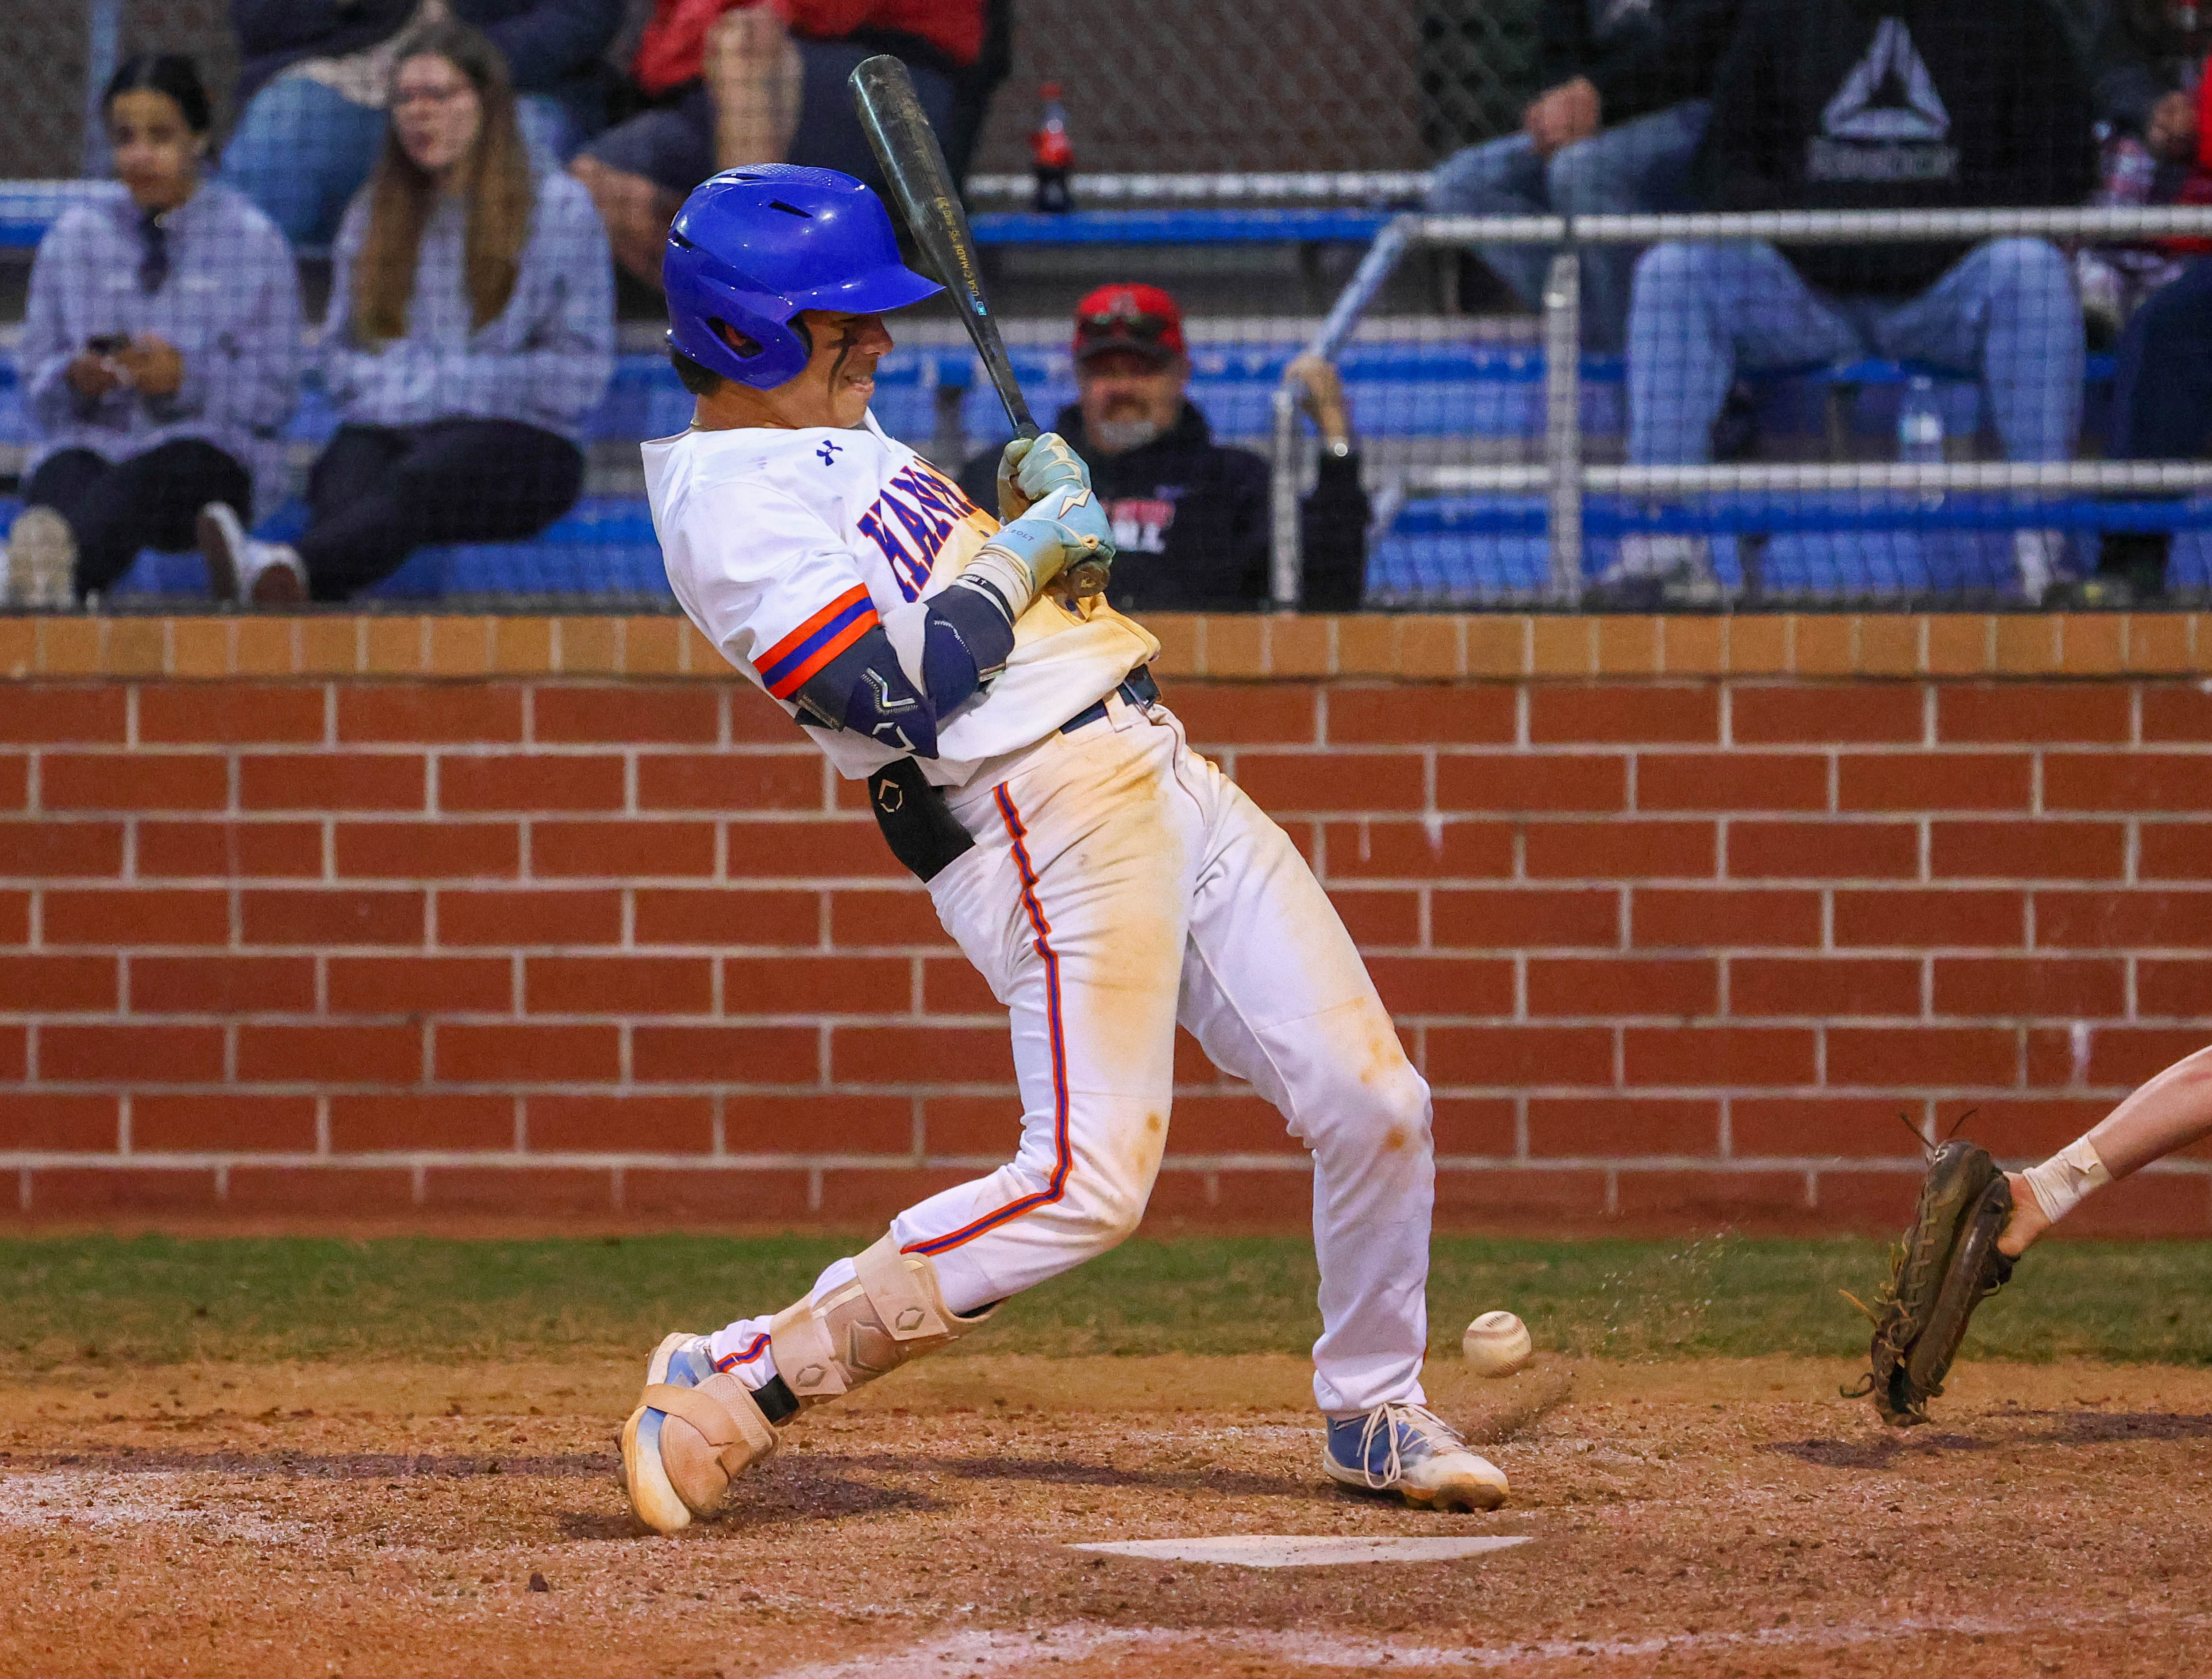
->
[618,164,1506,1532]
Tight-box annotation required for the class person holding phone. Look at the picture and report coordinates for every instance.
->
[11,53,301,607]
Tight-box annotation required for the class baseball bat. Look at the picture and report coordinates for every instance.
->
[848,54,1110,598]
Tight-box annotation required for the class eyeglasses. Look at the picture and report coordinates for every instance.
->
[392,83,474,110]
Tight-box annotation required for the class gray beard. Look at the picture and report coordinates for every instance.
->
[1093,416,1165,452]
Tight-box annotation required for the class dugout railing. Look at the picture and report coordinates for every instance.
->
[1271,205,2212,610]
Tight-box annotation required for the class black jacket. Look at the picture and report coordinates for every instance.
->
[954,402,1369,614]
[1541,0,1746,127]
[1693,0,2095,296]
[2092,0,2212,138]
[233,0,622,114]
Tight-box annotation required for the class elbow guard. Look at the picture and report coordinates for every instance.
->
[790,587,1014,760]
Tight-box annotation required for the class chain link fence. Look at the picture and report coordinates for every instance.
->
[0,0,2180,614]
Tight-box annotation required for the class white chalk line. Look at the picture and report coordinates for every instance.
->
[766,1607,2178,1678]
[1069,1534,1531,1568]
[0,1469,304,1543]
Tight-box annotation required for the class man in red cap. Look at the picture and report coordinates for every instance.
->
[957,283,1370,611]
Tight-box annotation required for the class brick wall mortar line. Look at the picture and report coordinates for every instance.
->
[117,1091,130,1155]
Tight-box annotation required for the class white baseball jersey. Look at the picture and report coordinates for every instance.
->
[645,413,1160,786]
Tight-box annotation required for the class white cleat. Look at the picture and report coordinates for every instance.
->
[1323,1402,1509,1513]
[619,1332,779,1535]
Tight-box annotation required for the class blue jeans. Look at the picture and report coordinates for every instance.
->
[1627,239,2084,466]
[1426,101,1709,353]
[221,75,580,247]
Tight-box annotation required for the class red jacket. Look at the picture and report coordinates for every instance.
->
[635,0,981,96]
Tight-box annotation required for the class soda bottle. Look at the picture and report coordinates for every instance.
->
[1031,82,1073,214]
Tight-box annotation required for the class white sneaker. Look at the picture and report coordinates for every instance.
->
[7,506,77,609]
[2013,528,2063,603]
[1322,1401,1509,1512]
[197,503,305,607]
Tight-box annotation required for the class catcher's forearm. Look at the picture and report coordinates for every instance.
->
[2077,1043,2212,1182]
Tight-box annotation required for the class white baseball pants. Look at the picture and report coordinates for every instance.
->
[711,691,1436,1415]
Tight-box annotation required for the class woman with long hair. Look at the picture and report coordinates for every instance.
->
[10,52,300,607]
[202,18,614,604]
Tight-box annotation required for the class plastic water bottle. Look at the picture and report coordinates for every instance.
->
[1899,374,1944,515]
[1031,83,1074,213]
[2098,135,2158,208]
[1898,376,1944,465]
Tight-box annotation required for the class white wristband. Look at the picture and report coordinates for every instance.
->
[2020,1136,2112,1225]
[959,544,1041,623]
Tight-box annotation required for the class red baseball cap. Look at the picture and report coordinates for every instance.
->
[1071,283,1187,365]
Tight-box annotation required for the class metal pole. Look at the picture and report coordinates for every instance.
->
[1269,212,1418,608]
[1542,250,1583,605]
[1269,386,1302,609]
[81,0,124,178]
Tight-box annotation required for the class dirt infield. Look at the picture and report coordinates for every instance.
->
[4,1353,2211,1677]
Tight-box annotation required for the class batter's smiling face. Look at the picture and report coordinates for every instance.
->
[761,310,895,430]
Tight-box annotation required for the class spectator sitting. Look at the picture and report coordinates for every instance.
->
[198,19,614,605]
[954,285,1370,612]
[572,0,981,288]
[1619,0,2095,604]
[2077,0,2212,334]
[8,53,299,610]
[1425,0,1743,351]
[223,0,622,247]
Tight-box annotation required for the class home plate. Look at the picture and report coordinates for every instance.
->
[1068,1535,1531,1568]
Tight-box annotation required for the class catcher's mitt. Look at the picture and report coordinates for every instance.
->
[1844,1139,2016,1427]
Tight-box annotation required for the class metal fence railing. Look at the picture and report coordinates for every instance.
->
[1272,206,2212,611]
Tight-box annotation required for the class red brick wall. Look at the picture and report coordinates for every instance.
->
[4,654,2209,1235]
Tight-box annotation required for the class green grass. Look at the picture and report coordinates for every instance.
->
[0,1233,2207,1372]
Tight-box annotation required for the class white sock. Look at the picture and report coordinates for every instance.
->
[2021,1136,2112,1225]
[704,1255,861,1388]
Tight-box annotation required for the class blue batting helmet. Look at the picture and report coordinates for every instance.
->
[663,165,943,389]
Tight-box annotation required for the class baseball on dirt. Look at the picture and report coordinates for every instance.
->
[1462,1310,1532,1377]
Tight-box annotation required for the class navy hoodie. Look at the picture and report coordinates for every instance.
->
[1693,0,2095,295]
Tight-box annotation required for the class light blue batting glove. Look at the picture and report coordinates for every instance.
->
[994,431,1091,524]
[977,483,1116,593]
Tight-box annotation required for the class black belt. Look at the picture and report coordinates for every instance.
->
[867,667,1162,884]
[1058,667,1160,734]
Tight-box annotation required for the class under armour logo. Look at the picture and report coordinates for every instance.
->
[875,778,903,813]
[816,440,843,466]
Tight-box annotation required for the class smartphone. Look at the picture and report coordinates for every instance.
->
[85,334,128,355]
